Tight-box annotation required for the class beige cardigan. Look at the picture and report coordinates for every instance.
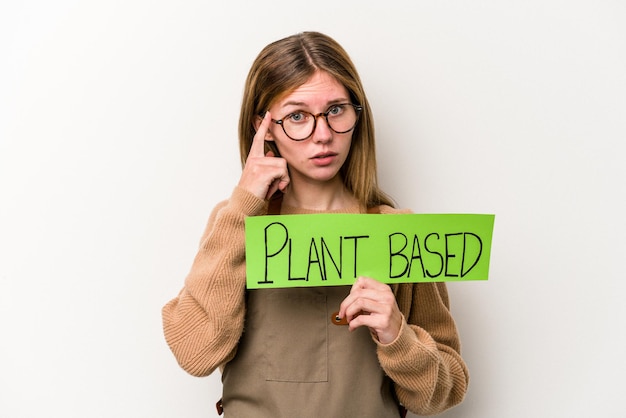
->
[162,187,469,416]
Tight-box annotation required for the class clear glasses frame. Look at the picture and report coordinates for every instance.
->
[270,103,363,141]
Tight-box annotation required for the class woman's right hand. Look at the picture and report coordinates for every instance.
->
[237,111,290,200]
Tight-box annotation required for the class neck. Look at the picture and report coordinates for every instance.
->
[282,177,358,211]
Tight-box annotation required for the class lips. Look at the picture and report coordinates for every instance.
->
[311,151,338,166]
[312,151,338,159]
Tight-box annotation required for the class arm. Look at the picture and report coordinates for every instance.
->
[378,282,469,415]
[337,206,468,414]
[162,113,289,376]
[161,187,266,377]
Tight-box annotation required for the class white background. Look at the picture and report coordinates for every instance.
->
[1,1,624,417]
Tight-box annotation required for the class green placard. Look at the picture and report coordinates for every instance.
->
[245,213,495,289]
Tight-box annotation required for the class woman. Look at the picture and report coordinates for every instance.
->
[162,31,469,417]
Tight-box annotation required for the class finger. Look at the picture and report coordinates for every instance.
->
[266,180,279,201]
[341,293,402,343]
[337,277,385,319]
[249,111,271,158]
[263,149,290,199]
[345,307,375,331]
[266,166,290,198]
[346,308,386,333]
[352,276,387,291]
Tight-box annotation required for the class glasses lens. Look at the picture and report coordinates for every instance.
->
[327,104,358,133]
[283,104,360,140]
[283,112,315,141]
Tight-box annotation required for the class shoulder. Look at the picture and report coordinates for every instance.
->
[209,187,268,220]
[377,204,412,215]
[198,188,267,245]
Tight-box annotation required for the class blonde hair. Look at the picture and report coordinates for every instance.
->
[238,31,394,208]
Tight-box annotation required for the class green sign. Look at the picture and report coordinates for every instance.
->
[245,213,495,289]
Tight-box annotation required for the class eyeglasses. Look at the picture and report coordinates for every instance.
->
[271,103,363,141]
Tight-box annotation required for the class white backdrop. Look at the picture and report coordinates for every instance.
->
[1,1,624,417]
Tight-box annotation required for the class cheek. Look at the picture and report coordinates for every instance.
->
[272,140,298,160]
[341,137,354,155]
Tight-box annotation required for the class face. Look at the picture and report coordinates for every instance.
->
[265,71,354,187]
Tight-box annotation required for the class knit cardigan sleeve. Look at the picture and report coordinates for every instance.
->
[161,187,267,377]
[374,205,470,415]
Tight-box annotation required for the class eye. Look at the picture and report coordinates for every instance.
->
[287,112,309,123]
[327,105,344,116]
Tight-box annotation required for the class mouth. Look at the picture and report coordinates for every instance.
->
[311,151,338,166]
[312,151,338,159]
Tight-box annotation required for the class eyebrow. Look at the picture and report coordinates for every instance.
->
[280,98,350,109]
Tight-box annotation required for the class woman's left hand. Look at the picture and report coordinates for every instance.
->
[337,276,403,344]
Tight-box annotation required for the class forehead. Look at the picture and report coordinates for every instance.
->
[276,71,349,108]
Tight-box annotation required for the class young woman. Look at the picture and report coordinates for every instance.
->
[162,31,469,417]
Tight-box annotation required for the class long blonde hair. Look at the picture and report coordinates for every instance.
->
[238,31,394,208]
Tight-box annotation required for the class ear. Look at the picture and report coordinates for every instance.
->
[254,115,275,141]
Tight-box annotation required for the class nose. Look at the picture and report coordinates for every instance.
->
[311,114,333,143]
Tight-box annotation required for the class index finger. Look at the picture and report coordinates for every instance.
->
[250,111,271,158]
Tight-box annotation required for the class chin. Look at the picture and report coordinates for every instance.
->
[291,163,344,185]
[311,171,342,183]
